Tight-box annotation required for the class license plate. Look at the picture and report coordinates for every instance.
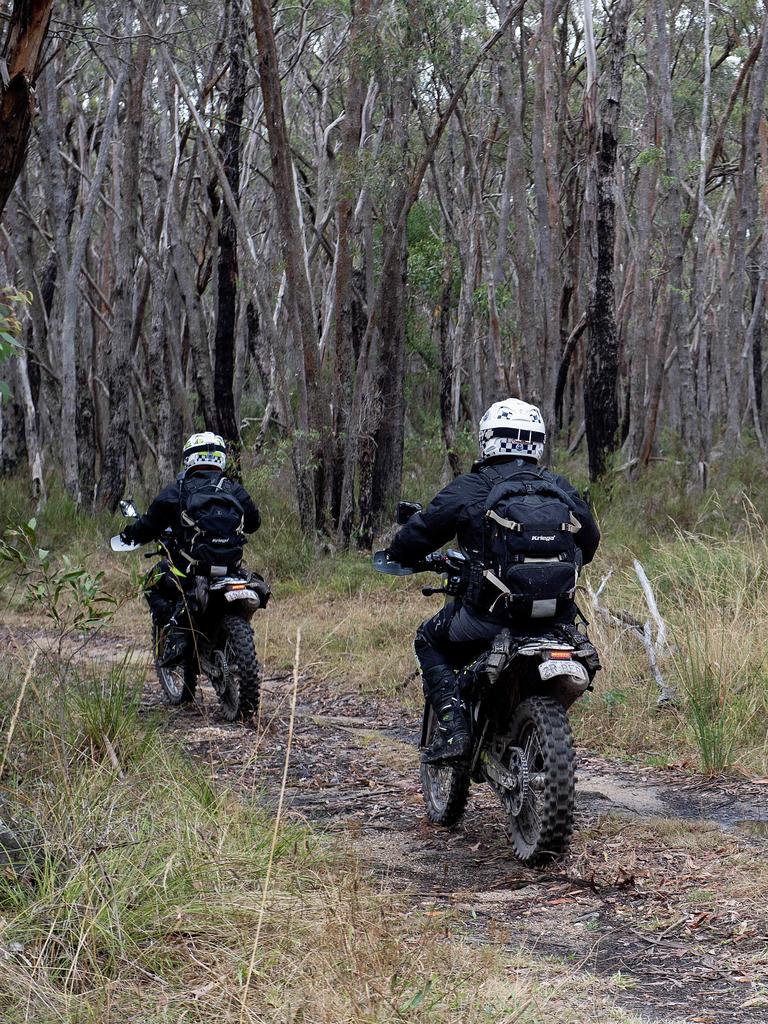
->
[224,589,257,602]
[539,659,587,682]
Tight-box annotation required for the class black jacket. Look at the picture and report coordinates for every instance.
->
[123,470,261,546]
[388,457,599,567]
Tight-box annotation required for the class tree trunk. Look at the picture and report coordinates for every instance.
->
[330,0,370,528]
[97,28,152,510]
[214,0,248,458]
[0,0,53,220]
[583,0,632,481]
[251,0,330,533]
[57,68,129,503]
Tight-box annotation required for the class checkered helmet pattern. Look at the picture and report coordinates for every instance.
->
[478,399,546,462]
[182,431,227,472]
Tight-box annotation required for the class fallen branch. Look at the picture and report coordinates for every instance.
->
[587,565,678,707]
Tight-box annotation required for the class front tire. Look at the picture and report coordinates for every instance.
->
[503,696,575,865]
[218,615,261,722]
[153,623,197,705]
[419,705,471,827]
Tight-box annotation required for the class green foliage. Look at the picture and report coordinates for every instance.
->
[674,637,736,774]
[407,201,446,305]
[636,145,663,168]
[70,658,156,766]
[0,518,118,633]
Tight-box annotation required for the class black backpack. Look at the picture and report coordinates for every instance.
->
[177,472,246,576]
[470,465,583,619]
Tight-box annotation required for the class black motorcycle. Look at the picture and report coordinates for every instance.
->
[111,499,269,721]
[374,510,599,865]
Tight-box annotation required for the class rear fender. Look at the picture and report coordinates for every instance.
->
[514,670,590,710]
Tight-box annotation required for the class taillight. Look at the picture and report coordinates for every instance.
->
[548,650,573,660]
[228,583,247,590]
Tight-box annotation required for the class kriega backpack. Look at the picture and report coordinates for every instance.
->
[177,472,246,576]
[470,465,583,619]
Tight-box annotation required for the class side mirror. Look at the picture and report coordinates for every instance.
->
[119,497,139,519]
[396,500,423,525]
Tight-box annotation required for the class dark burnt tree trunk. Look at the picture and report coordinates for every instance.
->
[0,0,53,221]
[357,55,411,548]
[438,244,462,478]
[214,0,248,466]
[751,263,763,417]
[583,0,632,481]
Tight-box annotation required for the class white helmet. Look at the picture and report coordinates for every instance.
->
[478,399,546,462]
[182,431,227,472]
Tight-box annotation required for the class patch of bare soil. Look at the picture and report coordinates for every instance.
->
[10,624,768,1023]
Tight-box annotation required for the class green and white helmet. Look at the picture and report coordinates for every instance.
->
[182,431,227,472]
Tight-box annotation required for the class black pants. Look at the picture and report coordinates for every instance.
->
[414,599,577,675]
[143,559,188,625]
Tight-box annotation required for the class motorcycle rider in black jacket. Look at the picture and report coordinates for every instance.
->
[385,399,599,764]
[120,431,260,663]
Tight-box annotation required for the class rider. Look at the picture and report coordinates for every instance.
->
[120,431,260,664]
[385,399,599,764]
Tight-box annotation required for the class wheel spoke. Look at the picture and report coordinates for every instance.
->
[524,789,542,828]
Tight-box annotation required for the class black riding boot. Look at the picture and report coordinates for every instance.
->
[421,667,471,764]
[158,609,190,667]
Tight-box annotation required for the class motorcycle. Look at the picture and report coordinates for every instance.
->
[373,503,600,865]
[111,499,269,721]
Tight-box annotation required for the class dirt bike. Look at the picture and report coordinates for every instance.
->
[111,499,269,721]
[374,510,600,865]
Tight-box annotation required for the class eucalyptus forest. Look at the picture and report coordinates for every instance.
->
[5,5,768,1022]
[1,0,767,538]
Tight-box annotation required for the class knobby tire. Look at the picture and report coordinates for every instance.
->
[419,705,471,827]
[504,695,575,865]
[219,614,261,722]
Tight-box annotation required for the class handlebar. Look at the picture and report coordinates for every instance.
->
[413,551,467,575]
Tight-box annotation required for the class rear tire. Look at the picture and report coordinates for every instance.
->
[419,705,471,827]
[219,615,261,722]
[503,696,575,865]
[153,623,197,705]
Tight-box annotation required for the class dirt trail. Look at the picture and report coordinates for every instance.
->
[12,624,768,1023]
[135,658,768,1024]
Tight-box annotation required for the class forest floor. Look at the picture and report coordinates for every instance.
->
[35,621,768,1024]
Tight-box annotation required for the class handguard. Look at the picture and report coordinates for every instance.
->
[110,535,141,552]
[372,550,416,576]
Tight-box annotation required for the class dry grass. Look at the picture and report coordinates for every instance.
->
[11,510,768,776]
[572,512,768,775]
[0,648,648,1024]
